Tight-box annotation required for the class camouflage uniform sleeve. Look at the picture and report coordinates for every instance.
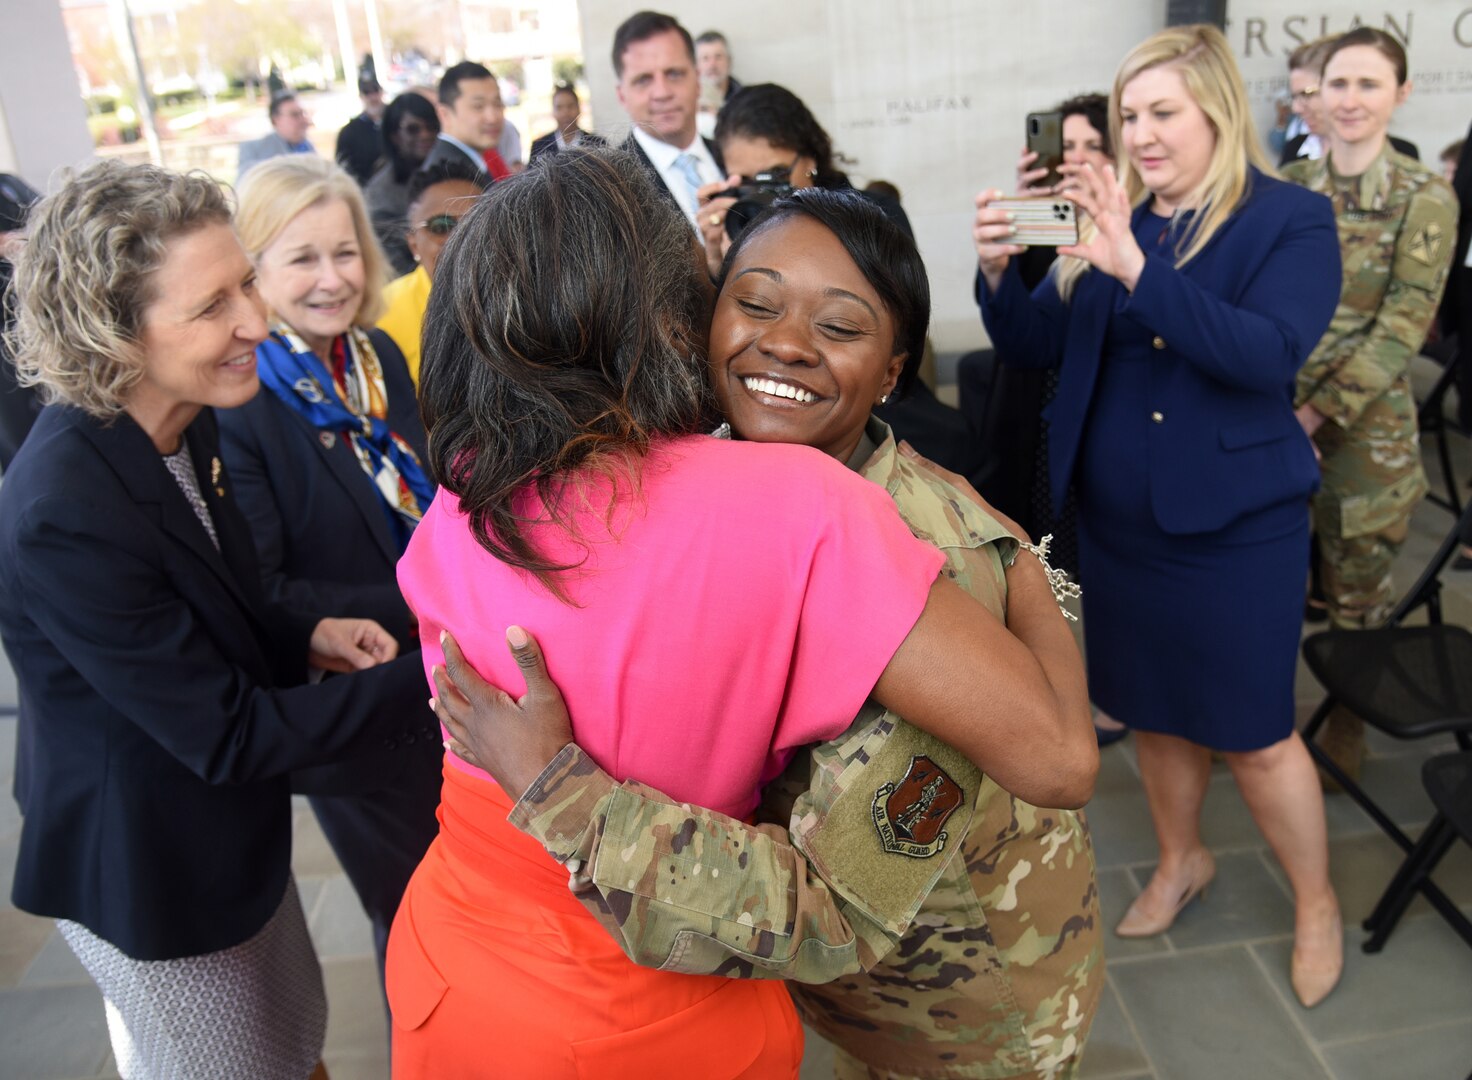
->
[1306,182,1459,429]
[509,744,897,982]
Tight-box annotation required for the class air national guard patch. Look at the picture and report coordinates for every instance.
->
[872,755,963,858]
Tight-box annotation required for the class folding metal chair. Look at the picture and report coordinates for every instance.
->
[1300,498,1472,940]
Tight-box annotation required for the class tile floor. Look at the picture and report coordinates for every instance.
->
[2,449,1471,1080]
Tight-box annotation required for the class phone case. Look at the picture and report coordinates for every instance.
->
[1026,112,1064,189]
[990,197,1078,247]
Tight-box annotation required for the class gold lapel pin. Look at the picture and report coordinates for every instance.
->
[210,456,225,497]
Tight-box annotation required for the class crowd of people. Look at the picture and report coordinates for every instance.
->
[0,8,1466,1080]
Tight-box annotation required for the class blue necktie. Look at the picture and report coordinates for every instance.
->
[673,152,704,217]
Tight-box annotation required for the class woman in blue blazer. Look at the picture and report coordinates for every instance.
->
[225,155,443,990]
[975,26,1345,1007]
[0,161,431,1077]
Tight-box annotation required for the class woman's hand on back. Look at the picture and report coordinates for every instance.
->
[1056,162,1146,292]
[432,627,574,798]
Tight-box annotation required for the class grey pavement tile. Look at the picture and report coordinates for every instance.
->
[296,875,326,925]
[1140,851,1296,951]
[1110,947,1329,1080]
[322,1052,390,1080]
[20,929,90,987]
[1096,868,1169,960]
[1197,774,1286,854]
[0,830,19,899]
[1084,787,1161,871]
[0,652,17,712]
[800,1028,837,1079]
[1320,1018,1472,1080]
[1254,914,1472,1044]
[1079,979,1151,1078]
[1320,753,1446,839]
[1313,826,1472,926]
[0,908,57,990]
[307,875,374,960]
[292,805,345,879]
[322,955,388,1060]
[0,982,111,1080]
[1092,740,1142,798]
[0,780,20,841]
[0,715,16,782]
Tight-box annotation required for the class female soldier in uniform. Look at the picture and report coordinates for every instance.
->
[432,189,1102,1080]
[1285,28,1459,780]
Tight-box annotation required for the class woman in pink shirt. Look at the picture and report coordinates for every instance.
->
[387,148,1094,1079]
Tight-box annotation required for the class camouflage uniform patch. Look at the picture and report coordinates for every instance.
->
[873,756,964,858]
[511,418,1102,1079]
[1285,148,1458,628]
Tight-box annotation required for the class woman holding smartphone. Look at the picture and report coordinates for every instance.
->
[973,24,1346,1007]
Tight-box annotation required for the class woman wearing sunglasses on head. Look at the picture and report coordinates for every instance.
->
[377,160,487,385]
[217,154,442,989]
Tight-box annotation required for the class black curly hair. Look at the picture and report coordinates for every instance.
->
[715,83,846,187]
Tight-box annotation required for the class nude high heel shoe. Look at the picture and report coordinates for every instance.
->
[1115,849,1216,938]
[1291,908,1343,1009]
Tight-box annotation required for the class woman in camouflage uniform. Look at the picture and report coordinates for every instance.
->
[1284,28,1459,779]
[435,190,1103,1080]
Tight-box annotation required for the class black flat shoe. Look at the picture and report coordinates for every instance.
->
[1305,599,1331,622]
[1452,553,1472,572]
[1096,724,1129,748]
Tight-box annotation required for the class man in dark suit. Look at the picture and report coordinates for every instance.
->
[335,73,386,184]
[529,84,608,162]
[421,61,509,181]
[612,11,725,230]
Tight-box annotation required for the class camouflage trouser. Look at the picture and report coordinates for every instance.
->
[1311,391,1427,630]
[831,1045,1080,1080]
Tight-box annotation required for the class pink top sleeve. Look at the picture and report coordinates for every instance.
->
[401,436,945,819]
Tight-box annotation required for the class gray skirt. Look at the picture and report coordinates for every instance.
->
[58,877,326,1080]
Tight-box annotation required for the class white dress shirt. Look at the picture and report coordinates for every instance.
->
[631,126,725,231]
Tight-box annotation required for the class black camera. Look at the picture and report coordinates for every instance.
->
[723,168,796,240]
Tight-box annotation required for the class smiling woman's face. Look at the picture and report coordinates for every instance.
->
[709,214,905,464]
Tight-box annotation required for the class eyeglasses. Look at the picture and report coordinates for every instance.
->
[413,214,459,237]
[1292,87,1319,102]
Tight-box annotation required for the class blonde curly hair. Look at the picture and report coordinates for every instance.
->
[5,159,232,418]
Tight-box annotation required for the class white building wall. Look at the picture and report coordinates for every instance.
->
[0,0,95,187]
[578,1,1472,353]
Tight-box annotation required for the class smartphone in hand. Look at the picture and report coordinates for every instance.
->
[989,197,1078,246]
[1026,111,1064,189]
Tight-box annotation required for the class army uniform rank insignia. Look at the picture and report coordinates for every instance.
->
[872,755,963,858]
[1404,220,1444,267]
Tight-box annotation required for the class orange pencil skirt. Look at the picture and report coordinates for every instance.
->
[387,762,803,1079]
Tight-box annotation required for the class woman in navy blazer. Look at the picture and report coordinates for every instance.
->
[975,26,1345,1007]
[224,154,443,989]
[0,161,430,1077]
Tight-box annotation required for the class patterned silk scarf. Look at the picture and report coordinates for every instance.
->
[255,325,434,552]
